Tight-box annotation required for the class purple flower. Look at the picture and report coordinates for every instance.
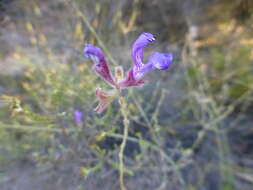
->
[84,44,117,87]
[83,32,173,113]
[74,110,83,125]
[118,33,173,88]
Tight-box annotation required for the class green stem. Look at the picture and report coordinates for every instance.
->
[118,97,129,190]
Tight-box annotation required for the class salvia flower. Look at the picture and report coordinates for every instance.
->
[118,33,173,88]
[84,32,173,113]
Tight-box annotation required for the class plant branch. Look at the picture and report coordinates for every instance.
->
[118,96,129,190]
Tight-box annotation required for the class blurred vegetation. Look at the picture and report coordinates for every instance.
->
[0,0,253,190]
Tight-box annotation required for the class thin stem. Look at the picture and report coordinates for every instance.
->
[0,122,62,132]
[118,96,129,190]
[66,0,117,66]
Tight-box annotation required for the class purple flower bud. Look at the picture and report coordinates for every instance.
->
[74,110,83,125]
[84,44,117,87]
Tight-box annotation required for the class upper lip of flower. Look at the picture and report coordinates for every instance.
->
[84,43,117,87]
[143,32,156,41]
[131,33,156,69]
[84,43,104,62]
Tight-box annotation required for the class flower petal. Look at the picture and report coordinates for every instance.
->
[131,33,155,70]
[84,44,117,87]
[147,52,173,70]
[84,43,105,62]
[94,88,117,113]
[132,52,173,80]
[133,62,153,80]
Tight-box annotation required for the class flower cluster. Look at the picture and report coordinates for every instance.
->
[84,33,173,113]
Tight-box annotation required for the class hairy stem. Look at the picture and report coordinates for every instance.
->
[118,97,129,190]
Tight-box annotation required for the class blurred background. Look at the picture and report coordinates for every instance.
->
[0,0,253,189]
